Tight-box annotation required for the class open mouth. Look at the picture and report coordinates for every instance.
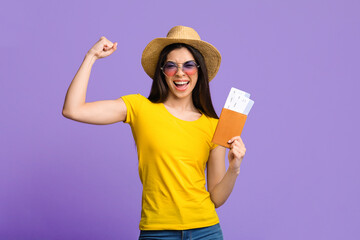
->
[173,81,190,91]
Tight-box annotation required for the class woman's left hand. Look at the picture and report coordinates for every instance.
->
[227,136,246,174]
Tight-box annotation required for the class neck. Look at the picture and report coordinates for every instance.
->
[164,94,197,112]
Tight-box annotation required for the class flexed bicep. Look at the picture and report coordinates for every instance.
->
[63,97,127,125]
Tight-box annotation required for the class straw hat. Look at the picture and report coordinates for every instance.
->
[141,26,221,81]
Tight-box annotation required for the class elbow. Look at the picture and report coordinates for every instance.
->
[62,108,69,118]
[62,103,85,120]
[209,193,225,208]
[62,108,74,119]
[62,108,68,118]
[214,201,224,209]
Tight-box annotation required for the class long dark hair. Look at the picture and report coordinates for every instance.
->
[148,43,218,119]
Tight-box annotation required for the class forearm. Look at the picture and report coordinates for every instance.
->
[62,53,97,115]
[209,167,240,208]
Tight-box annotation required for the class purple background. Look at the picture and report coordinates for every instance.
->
[1,0,359,239]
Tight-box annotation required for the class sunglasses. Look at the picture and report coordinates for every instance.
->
[161,61,200,77]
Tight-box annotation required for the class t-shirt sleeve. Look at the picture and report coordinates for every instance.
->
[210,118,219,150]
[121,94,145,125]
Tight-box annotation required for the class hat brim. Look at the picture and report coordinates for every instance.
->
[141,38,221,81]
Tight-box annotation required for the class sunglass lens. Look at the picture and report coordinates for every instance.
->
[183,61,198,75]
[163,63,177,76]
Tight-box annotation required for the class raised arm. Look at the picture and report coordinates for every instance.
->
[62,36,127,125]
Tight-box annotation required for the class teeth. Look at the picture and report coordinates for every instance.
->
[174,81,189,85]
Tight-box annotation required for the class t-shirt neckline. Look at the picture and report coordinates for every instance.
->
[160,103,204,123]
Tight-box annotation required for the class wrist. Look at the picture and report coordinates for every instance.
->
[84,52,98,65]
[85,51,98,61]
[228,166,240,175]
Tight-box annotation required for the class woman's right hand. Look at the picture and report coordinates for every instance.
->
[87,36,118,60]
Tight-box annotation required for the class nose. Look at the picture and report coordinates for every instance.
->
[175,64,185,76]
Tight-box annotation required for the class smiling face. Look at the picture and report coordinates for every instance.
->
[163,47,198,101]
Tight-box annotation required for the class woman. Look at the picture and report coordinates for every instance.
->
[62,26,246,240]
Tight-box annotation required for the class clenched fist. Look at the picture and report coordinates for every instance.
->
[87,36,118,60]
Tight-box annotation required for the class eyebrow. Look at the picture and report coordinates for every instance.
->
[165,60,196,64]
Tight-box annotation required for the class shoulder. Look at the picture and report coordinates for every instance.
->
[199,115,219,150]
[203,114,218,126]
[121,94,151,124]
[202,114,219,132]
[121,93,151,107]
[121,93,147,102]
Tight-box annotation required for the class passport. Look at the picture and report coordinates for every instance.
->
[212,88,254,148]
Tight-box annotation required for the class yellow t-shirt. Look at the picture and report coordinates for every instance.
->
[121,94,219,230]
